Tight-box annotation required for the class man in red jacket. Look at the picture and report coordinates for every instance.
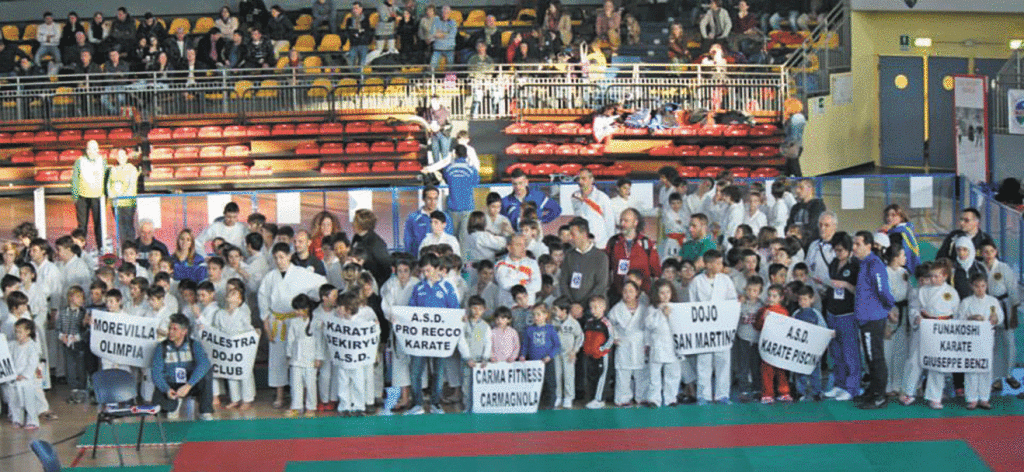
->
[606,208,661,302]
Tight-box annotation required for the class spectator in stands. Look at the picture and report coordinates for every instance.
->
[0,40,32,77]
[102,48,129,74]
[594,0,622,51]
[467,42,495,74]
[468,15,503,62]
[267,5,294,59]
[396,8,420,63]
[240,0,271,31]
[63,31,94,67]
[60,12,86,50]
[88,12,110,49]
[667,23,691,64]
[110,7,138,53]
[351,209,393,287]
[513,40,536,64]
[35,12,62,73]
[216,6,240,39]
[164,28,190,69]
[137,12,168,44]
[544,3,572,50]
[730,0,763,55]
[425,95,452,165]
[178,48,208,89]
[797,0,829,31]
[376,0,400,55]
[699,0,731,49]
[345,2,373,67]
[196,29,226,69]
[623,13,641,46]
[244,29,275,68]
[312,0,337,33]
[129,36,154,72]
[768,1,801,32]
[781,97,806,177]
[506,32,523,64]
[135,219,169,269]
[787,179,826,246]
[73,49,101,75]
[418,5,437,56]
[224,31,247,68]
[429,5,458,72]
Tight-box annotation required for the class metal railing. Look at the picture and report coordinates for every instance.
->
[990,51,1024,134]
[0,62,788,124]
[968,180,1024,276]
[785,0,850,102]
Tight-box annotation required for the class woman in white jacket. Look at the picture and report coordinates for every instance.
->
[646,279,682,407]
[608,281,649,406]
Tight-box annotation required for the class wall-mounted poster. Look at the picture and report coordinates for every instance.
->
[953,75,989,184]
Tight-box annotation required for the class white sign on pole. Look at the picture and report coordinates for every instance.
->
[197,326,259,380]
[89,310,161,368]
[909,176,933,209]
[392,306,463,357]
[1008,89,1024,135]
[207,194,233,225]
[33,188,46,239]
[276,192,302,225]
[472,360,545,414]
[919,319,994,373]
[758,312,835,375]
[0,337,15,384]
[489,186,513,199]
[347,190,373,221]
[323,317,379,367]
[840,178,865,210]
[559,183,576,216]
[136,196,162,229]
[669,300,741,356]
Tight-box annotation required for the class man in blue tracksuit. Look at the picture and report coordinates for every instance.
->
[442,144,480,244]
[404,186,453,255]
[151,314,214,419]
[852,231,896,409]
[501,168,562,230]
[406,253,460,414]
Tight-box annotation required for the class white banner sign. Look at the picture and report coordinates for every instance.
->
[392,306,463,357]
[670,300,741,356]
[919,319,993,373]
[0,337,15,384]
[758,312,835,375]
[472,360,545,414]
[1008,89,1024,135]
[197,327,259,380]
[954,75,988,185]
[323,318,379,367]
[89,310,161,368]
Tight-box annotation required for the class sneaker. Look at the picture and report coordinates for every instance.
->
[965,402,977,410]
[760,396,774,404]
[23,424,39,430]
[285,410,301,418]
[555,396,563,408]
[406,405,424,415]
[585,400,605,409]
[1006,376,1022,390]
[303,411,316,418]
[833,390,852,401]
[431,405,445,415]
[562,398,574,409]
[899,395,915,406]
[822,387,844,398]
[777,395,793,402]
[200,413,214,421]
[716,398,732,405]
[978,401,992,410]
[928,400,943,410]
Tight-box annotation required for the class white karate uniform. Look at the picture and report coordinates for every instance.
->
[722,202,745,250]
[958,295,1003,403]
[196,220,247,253]
[494,255,542,308]
[905,284,959,401]
[258,265,327,388]
[313,306,339,403]
[212,305,256,403]
[986,260,1019,380]
[689,272,737,402]
[885,266,909,394]
[9,339,41,427]
[742,208,767,236]
[646,305,682,406]
[381,275,419,387]
[287,316,323,411]
[659,206,689,263]
[419,232,461,257]
[356,306,379,407]
[572,186,615,249]
[609,300,650,405]
[58,256,92,309]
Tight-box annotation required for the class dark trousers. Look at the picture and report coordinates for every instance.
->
[62,343,87,390]
[538,360,556,409]
[859,319,888,398]
[155,374,214,415]
[75,197,102,248]
[114,205,136,247]
[734,339,761,394]
[583,355,609,402]
[784,156,803,177]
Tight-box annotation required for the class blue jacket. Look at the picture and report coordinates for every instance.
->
[431,17,458,51]
[501,188,562,230]
[792,307,826,328]
[887,222,920,275]
[443,158,480,212]
[172,253,207,283]
[521,324,561,361]
[854,252,895,323]
[403,208,453,255]
[151,338,211,392]
[409,278,460,309]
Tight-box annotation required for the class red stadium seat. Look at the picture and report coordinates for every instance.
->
[725,146,751,158]
[369,122,394,134]
[675,124,700,136]
[698,124,727,137]
[12,131,34,143]
[700,166,725,178]
[223,125,247,137]
[730,167,751,178]
[249,164,273,176]
[504,122,530,135]
[246,125,271,137]
[725,124,751,137]
[34,130,57,143]
[555,122,581,135]
[59,149,82,162]
[504,143,534,155]
[198,126,223,138]
[585,163,607,176]
[200,165,224,177]
[296,123,321,135]
[530,163,558,176]
[650,144,676,157]
[556,144,582,156]
[396,140,419,153]
[94,149,109,161]
[370,141,395,153]
[580,144,604,156]
[397,161,422,172]
[224,145,250,157]
[321,162,346,174]
[34,151,58,163]
[531,143,557,155]
[150,167,174,179]
[320,122,345,135]
[200,146,224,158]
[607,163,630,177]
[751,146,779,158]
[58,130,82,141]
[225,165,249,177]
[371,161,395,172]
[394,123,420,133]
[558,163,582,175]
[531,122,556,135]
[173,127,198,139]
[346,142,370,154]
[59,169,73,181]
[699,145,726,157]
[0,132,11,143]
[345,121,370,134]
[675,145,700,157]
[11,151,35,164]
[271,124,296,136]
[347,162,370,173]
[108,128,132,140]
[677,165,700,178]
[35,170,59,182]
[150,148,174,160]
[175,166,200,178]
[750,124,779,137]
[578,124,593,136]
[651,128,675,137]
[147,128,171,140]
[295,143,320,155]
[622,127,648,136]
[505,163,535,175]
[319,142,344,155]
[751,167,780,178]
[175,147,199,159]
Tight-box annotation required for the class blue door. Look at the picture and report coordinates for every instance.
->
[879,56,925,167]
[927,57,969,171]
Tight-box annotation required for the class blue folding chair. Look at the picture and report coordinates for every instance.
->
[91,369,169,466]
[30,439,61,472]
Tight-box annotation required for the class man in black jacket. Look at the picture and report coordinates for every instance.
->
[787,178,827,246]
[344,2,373,67]
[195,29,226,68]
[0,40,31,77]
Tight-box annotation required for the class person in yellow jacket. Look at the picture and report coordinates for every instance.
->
[106,148,139,248]
[70,140,107,250]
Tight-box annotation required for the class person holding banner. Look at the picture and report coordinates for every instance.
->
[151,314,214,420]
[902,262,959,407]
[258,242,328,409]
[754,285,791,403]
[519,304,561,409]
[957,273,1003,410]
[381,256,419,411]
[792,286,827,401]
[457,296,492,412]
[212,288,256,410]
[852,231,895,410]
[980,241,1021,391]
[646,280,682,407]
[688,250,738,404]
[406,252,460,415]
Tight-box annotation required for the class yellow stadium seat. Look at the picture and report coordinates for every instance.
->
[168,17,191,35]
[463,10,486,28]
[336,78,358,96]
[295,14,313,31]
[385,77,408,95]
[303,55,323,73]
[53,86,74,106]
[293,34,316,52]
[501,30,513,47]
[369,12,379,29]
[274,41,290,55]
[362,77,384,95]
[308,78,332,98]
[18,44,32,56]
[317,34,342,52]
[256,80,280,98]
[449,10,464,26]
[276,56,290,69]
[514,8,536,26]
[193,17,215,34]
[21,24,37,41]
[231,80,254,99]
[2,25,19,42]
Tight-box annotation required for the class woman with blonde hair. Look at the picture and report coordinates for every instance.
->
[309,211,339,261]
[171,229,207,282]
[1,242,20,276]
